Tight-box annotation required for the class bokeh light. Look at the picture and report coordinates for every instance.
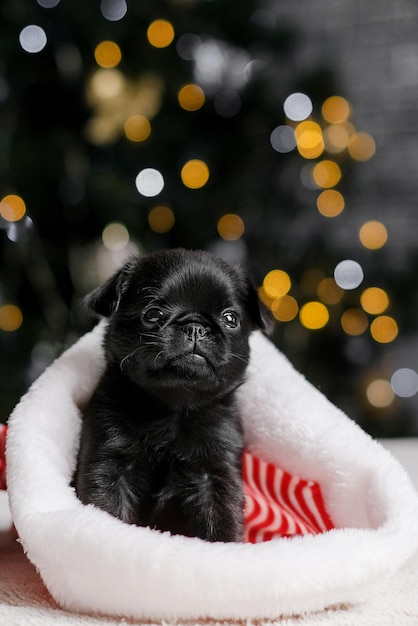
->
[312,160,341,188]
[366,379,395,408]
[147,20,175,49]
[89,68,125,101]
[100,0,127,21]
[217,214,245,241]
[317,277,344,304]
[334,260,364,290]
[391,368,418,398]
[348,132,376,161]
[6,216,34,243]
[295,121,324,159]
[299,302,329,330]
[270,125,296,153]
[19,25,47,54]
[271,295,299,322]
[323,124,351,153]
[360,287,389,315]
[37,0,60,7]
[0,195,26,222]
[341,308,368,335]
[0,305,23,332]
[181,159,209,189]
[370,316,398,343]
[178,84,205,111]
[102,222,129,251]
[359,220,388,250]
[316,189,345,217]
[124,115,151,142]
[94,41,122,68]
[283,92,313,121]
[135,168,164,197]
[148,206,175,234]
[321,96,351,124]
[263,270,291,299]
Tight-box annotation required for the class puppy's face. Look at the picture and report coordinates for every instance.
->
[86,249,273,406]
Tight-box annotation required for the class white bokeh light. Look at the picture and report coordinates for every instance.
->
[270,125,297,153]
[19,25,47,54]
[391,368,418,398]
[100,0,127,21]
[283,92,313,121]
[36,0,61,7]
[334,260,364,290]
[135,168,164,197]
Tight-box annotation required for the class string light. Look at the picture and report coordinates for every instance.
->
[299,301,329,330]
[334,260,364,290]
[19,25,47,53]
[217,214,245,241]
[94,41,122,68]
[316,189,345,217]
[102,222,129,251]
[360,287,389,315]
[124,115,151,142]
[0,305,23,332]
[0,195,26,222]
[271,295,299,322]
[321,96,351,124]
[359,221,388,249]
[181,159,209,189]
[283,92,313,121]
[263,270,291,299]
[341,308,368,335]
[178,84,205,111]
[370,316,398,343]
[135,168,164,197]
[366,379,394,408]
[148,206,175,233]
[312,160,341,188]
[147,20,175,49]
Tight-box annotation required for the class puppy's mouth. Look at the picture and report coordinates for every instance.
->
[153,348,215,381]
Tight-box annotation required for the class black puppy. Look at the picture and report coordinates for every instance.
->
[75,248,272,542]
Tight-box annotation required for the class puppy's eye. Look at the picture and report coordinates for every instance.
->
[222,310,239,328]
[143,307,165,324]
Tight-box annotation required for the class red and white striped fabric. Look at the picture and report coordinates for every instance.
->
[243,450,334,543]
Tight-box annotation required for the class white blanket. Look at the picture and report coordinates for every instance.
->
[6,323,418,622]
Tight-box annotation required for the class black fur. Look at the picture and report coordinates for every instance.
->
[75,248,273,542]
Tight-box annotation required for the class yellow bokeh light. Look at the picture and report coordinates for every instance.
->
[148,205,175,234]
[147,19,175,48]
[323,124,350,153]
[271,295,299,322]
[124,115,151,142]
[366,379,395,408]
[0,304,23,332]
[94,41,122,69]
[370,316,398,343]
[341,308,368,336]
[263,270,291,299]
[359,220,388,250]
[299,301,329,330]
[0,195,26,222]
[295,121,324,159]
[258,286,275,310]
[317,278,344,304]
[102,222,129,251]
[322,96,351,124]
[348,132,376,161]
[360,287,389,315]
[217,214,245,241]
[178,84,205,112]
[181,159,210,189]
[316,189,345,217]
[312,160,342,188]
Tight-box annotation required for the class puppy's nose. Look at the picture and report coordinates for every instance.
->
[182,322,208,342]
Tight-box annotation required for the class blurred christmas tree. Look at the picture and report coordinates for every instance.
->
[0,0,415,435]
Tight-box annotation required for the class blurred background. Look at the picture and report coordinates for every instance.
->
[1,0,418,437]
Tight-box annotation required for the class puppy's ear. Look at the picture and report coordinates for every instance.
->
[245,278,275,335]
[84,261,134,317]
